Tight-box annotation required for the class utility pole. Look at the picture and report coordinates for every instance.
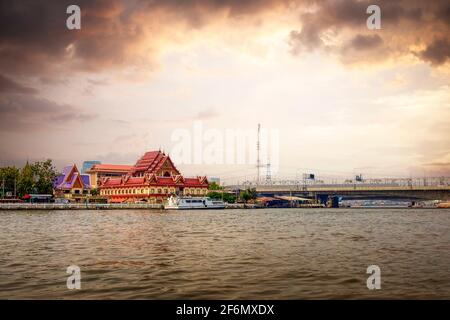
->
[2,177,4,199]
[266,155,271,184]
[256,123,261,185]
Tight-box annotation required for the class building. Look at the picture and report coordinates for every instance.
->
[53,164,91,202]
[98,150,209,203]
[86,164,134,188]
[81,160,101,174]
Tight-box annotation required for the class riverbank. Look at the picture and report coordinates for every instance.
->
[0,203,164,210]
[0,203,447,210]
[0,203,320,210]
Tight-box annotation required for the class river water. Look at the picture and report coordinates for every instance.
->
[0,208,449,299]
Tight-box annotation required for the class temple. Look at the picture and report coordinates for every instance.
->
[86,164,134,188]
[98,150,209,203]
[53,164,91,201]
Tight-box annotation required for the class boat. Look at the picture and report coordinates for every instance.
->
[436,201,450,209]
[165,196,226,210]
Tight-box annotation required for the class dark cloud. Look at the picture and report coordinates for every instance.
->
[0,0,449,84]
[348,34,383,51]
[288,0,450,66]
[0,0,288,78]
[0,74,37,94]
[419,38,450,66]
[289,23,324,53]
[0,94,97,131]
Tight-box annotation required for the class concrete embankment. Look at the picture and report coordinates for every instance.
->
[0,203,164,210]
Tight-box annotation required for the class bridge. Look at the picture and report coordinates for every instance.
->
[225,180,450,205]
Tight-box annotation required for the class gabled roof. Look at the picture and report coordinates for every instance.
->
[131,151,180,175]
[101,177,123,186]
[184,177,209,187]
[54,164,91,190]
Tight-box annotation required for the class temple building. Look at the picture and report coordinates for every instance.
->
[86,164,134,188]
[53,164,91,202]
[98,150,209,203]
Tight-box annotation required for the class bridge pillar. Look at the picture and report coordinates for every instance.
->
[317,194,328,205]
[327,196,339,208]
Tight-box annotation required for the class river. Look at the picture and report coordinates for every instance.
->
[0,208,449,299]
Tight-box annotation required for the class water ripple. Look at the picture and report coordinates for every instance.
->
[0,208,449,299]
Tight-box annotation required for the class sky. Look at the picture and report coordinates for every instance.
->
[0,0,449,183]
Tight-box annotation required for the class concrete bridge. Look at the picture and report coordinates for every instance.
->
[225,184,450,202]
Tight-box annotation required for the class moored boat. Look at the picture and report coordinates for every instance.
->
[165,196,225,210]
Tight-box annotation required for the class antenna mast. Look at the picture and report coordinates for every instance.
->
[257,123,261,185]
[266,155,271,183]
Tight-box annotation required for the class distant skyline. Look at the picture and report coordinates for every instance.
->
[0,0,449,183]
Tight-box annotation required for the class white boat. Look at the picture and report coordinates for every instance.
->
[165,196,225,210]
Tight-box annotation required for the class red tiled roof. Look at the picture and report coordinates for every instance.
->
[125,177,145,185]
[88,164,133,172]
[150,177,177,186]
[102,178,123,186]
[101,175,208,188]
[184,177,209,186]
[97,150,208,190]
[131,151,180,175]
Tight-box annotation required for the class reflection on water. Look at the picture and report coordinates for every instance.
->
[0,208,449,299]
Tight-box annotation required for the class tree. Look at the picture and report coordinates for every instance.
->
[208,182,222,190]
[91,188,99,196]
[207,191,236,203]
[32,159,57,194]
[0,166,20,197]
[18,162,34,196]
[240,188,257,203]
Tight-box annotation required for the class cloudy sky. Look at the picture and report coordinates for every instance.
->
[0,0,449,182]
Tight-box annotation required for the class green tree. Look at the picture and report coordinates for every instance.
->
[240,188,257,203]
[32,159,57,194]
[208,181,222,190]
[207,191,236,203]
[91,188,99,196]
[0,166,20,197]
[18,162,34,196]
